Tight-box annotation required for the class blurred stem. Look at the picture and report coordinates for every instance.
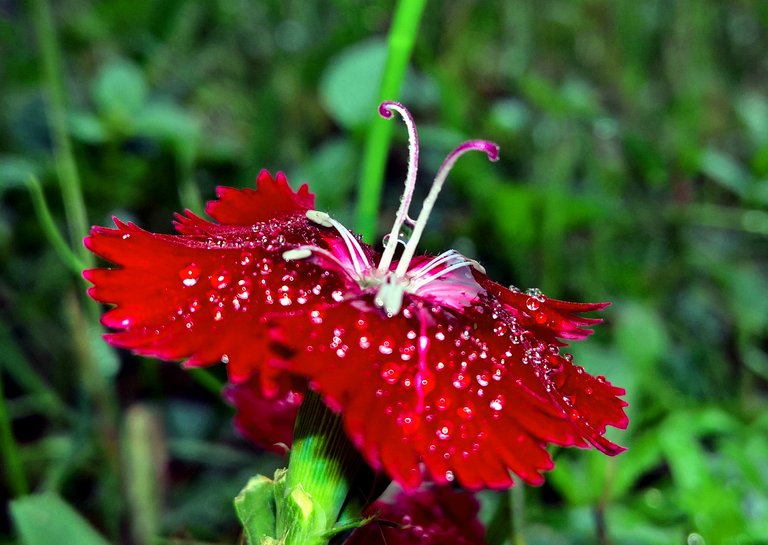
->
[187,368,225,397]
[0,369,29,497]
[355,0,427,241]
[26,175,85,274]
[509,484,526,545]
[31,2,122,534]
[30,0,93,269]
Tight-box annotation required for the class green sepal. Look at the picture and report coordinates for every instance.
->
[234,474,278,545]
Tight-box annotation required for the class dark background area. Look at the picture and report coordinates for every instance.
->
[1,1,767,544]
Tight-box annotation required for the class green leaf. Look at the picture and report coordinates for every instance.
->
[11,493,111,545]
[91,59,148,123]
[134,102,200,148]
[68,112,108,143]
[699,148,750,197]
[290,139,357,210]
[320,39,387,130]
[234,474,278,545]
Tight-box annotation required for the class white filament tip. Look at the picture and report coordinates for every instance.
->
[283,248,313,261]
[306,210,333,227]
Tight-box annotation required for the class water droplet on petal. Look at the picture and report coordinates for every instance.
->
[493,321,508,336]
[444,470,455,482]
[476,371,490,387]
[526,297,540,311]
[490,394,505,411]
[452,372,470,390]
[221,354,230,364]
[381,362,402,385]
[457,403,474,420]
[179,263,201,287]
[399,412,420,435]
[239,251,252,267]
[210,269,231,289]
[436,421,453,440]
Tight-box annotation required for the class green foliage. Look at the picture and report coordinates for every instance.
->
[1,1,766,544]
[10,493,111,545]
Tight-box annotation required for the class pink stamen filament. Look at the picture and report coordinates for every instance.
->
[283,245,362,281]
[409,258,475,291]
[377,101,420,274]
[406,250,461,282]
[394,140,500,277]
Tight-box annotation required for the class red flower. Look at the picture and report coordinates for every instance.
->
[224,373,303,453]
[345,486,488,545]
[84,102,628,492]
[83,170,373,390]
[268,102,628,489]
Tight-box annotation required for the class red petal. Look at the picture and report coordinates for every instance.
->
[479,277,609,342]
[270,292,627,490]
[206,170,314,225]
[224,373,304,453]
[84,217,345,383]
[347,486,488,545]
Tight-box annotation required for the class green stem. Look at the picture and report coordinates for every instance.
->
[0,366,29,496]
[279,391,367,545]
[355,0,428,241]
[187,368,225,397]
[29,0,93,269]
[26,175,85,274]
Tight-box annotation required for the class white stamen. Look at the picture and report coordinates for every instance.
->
[282,248,313,260]
[305,209,372,276]
[377,101,420,273]
[375,275,405,316]
[281,245,359,280]
[306,209,333,227]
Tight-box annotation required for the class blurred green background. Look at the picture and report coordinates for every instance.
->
[1,1,767,544]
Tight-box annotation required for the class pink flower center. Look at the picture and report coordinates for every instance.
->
[284,101,500,316]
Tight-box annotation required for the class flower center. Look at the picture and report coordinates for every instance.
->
[283,101,500,316]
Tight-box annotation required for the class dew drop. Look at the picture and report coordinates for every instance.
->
[331,289,344,302]
[214,310,223,321]
[476,372,490,387]
[417,369,435,395]
[490,395,505,411]
[457,403,474,420]
[436,422,453,440]
[493,321,508,336]
[359,336,371,349]
[210,269,231,289]
[179,263,201,287]
[380,362,402,385]
[444,470,455,482]
[436,396,450,410]
[526,297,540,311]
[378,340,394,355]
[399,412,419,435]
[239,251,252,267]
[534,311,548,324]
[435,331,446,341]
[452,372,470,390]
[221,354,230,364]
[310,309,323,324]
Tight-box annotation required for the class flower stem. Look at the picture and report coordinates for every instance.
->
[355,0,428,241]
[26,175,85,274]
[279,391,367,545]
[0,367,29,497]
[29,0,93,269]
